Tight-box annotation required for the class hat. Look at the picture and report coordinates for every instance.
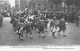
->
[53,17,56,20]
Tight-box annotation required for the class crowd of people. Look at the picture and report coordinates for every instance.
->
[0,7,79,40]
[44,11,80,27]
[9,8,69,40]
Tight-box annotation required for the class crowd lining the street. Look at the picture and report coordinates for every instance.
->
[0,8,80,40]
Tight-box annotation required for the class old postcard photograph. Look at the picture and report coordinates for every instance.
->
[0,0,80,51]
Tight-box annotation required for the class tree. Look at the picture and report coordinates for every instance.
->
[49,0,62,11]
[73,0,80,10]
[65,0,80,11]
[65,0,74,11]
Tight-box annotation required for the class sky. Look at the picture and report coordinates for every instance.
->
[9,0,15,7]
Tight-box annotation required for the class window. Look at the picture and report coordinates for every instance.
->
[38,4,40,10]
[33,3,35,9]
[51,4,53,9]
[44,0,48,1]
[38,0,45,1]
[44,4,46,10]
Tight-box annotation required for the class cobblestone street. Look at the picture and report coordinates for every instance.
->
[0,17,80,46]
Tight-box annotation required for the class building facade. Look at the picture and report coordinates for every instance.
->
[28,0,63,11]
[20,0,27,10]
[0,0,11,13]
[16,0,64,11]
[15,0,20,10]
[15,0,29,10]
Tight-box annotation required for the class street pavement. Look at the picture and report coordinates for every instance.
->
[0,17,80,46]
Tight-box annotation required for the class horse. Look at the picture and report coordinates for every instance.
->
[16,22,25,40]
[17,18,33,40]
[10,17,15,24]
[31,17,40,31]
[50,19,59,38]
[44,18,49,32]
[49,18,67,38]
[12,18,20,31]
[35,19,47,38]
[58,18,67,37]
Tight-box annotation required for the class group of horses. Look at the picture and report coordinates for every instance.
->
[10,14,50,40]
[10,13,67,41]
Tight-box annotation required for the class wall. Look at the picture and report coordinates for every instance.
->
[20,0,27,10]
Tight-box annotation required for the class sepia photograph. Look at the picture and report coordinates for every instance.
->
[0,0,80,51]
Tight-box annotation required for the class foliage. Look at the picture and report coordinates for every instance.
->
[65,0,74,7]
[49,0,62,4]
[73,0,80,8]
[49,0,62,10]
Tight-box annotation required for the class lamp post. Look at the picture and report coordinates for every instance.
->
[62,0,65,13]
[63,0,65,13]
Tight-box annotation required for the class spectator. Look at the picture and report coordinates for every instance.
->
[75,14,79,27]
[0,14,3,27]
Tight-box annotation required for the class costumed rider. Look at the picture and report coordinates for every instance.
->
[50,17,59,38]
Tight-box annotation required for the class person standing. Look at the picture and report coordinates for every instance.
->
[0,14,3,27]
[0,14,3,36]
[75,14,79,27]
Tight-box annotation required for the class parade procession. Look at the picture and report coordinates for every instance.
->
[0,0,80,46]
[10,8,67,40]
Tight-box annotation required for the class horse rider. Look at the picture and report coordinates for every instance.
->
[58,17,67,37]
[50,17,58,38]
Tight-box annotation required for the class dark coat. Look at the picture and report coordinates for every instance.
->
[13,19,19,28]
[10,17,15,24]
[75,16,79,22]
[50,20,58,27]
[58,19,66,30]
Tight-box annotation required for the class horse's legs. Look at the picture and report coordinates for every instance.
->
[20,34,24,41]
[26,30,33,39]
[40,28,46,38]
[21,30,24,37]
[42,31,46,38]
[34,25,38,32]
[45,27,48,32]
[18,33,20,38]
[18,33,23,41]
[58,27,62,35]
[17,28,21,38]
[52,32,56,38]
[26,34,28,38]
[35,26,37,31]
[26,31,28,38]
[29,32,33,39]
[31,26,33,30]
[38,31,41,37]
[20,30,24,40]
[63,29,66,37]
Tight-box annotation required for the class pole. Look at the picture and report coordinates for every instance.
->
[64,0,65,13]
